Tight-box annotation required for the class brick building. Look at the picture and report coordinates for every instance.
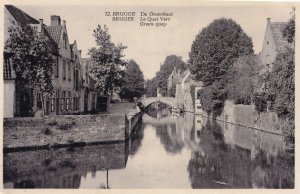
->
[3,5,101,117]
[167,67,181,97]
[259,18,289,72]
[4,5,59,117]
[175,69,203,113]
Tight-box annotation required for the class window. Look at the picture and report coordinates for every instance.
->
[73,67,76,89]
[75,70,79,91]
[4,55,12,80]
[61,91,66,111]
[66,98,69,111]
[68,62,71,81]
[51,98,55,112]
[63,34,67,49]
[37,93,42,108]
[196,91,201,100]
[197,106,201,109]
[54,57,59,77]
[63,60,66,80]
[68,91,72,110]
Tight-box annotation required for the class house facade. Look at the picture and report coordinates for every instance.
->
[175,69,203,113]
[260,18,289,72]
[167,67,181,97]
[3,5,102,117]
[4,5,59,117]
[81,58,99,113]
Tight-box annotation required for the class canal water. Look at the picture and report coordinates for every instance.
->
[3,110,294,188]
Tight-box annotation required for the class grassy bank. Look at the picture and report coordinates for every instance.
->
[4,102,138,151]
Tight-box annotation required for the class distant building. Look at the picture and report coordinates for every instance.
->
[167,67,181,97]
[81,58,105,113]
[175,69,203,113]
[157,87,162,97]
[260,18,289,72]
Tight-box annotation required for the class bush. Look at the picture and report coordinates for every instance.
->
[58,121,76,131]
[227,55,261,105]
[199,81,227,116]
[253,93,268,113]
[47,120,58,126]
[43,127,52,135]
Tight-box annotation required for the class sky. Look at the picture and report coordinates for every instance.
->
[17,4,292,79]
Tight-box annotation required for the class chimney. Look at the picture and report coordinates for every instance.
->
[51,15,61,26]
[63,20,66,26]
[267,18,271,24]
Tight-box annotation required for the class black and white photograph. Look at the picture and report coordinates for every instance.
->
[2,0,296,190]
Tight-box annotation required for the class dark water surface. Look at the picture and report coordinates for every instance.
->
[3,111,294,188]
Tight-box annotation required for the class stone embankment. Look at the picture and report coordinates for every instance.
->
[199,100,284,135]
[4,102,142,152]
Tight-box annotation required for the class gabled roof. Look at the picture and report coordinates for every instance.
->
[177,69,189,84]
[44,25,63,45]
[5,5,58,55]
[270,22,289,53]
[5,5,39,26]
[70,43,74,50]
[167,69,176,80]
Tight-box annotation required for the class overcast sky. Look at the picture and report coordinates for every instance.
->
[17,4,292,79]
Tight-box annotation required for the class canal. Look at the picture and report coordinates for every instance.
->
[3,110,294,188]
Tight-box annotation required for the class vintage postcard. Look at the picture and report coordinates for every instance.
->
[1,0,298,192]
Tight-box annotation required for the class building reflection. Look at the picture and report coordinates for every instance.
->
[4,141,130,188]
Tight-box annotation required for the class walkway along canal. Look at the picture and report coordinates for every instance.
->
[3,109,294,188]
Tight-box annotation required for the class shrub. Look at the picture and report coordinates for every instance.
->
[199,81,227,116]
[58,121,76,131]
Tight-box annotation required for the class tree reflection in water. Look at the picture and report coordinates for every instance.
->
[187,118,294,188]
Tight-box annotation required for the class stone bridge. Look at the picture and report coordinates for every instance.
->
[138,97,177,107]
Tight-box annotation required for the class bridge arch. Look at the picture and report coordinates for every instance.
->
[138,97,177,107]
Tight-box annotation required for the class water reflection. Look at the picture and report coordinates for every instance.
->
[186,116,294,188]
[3,110,294,188]
[3,142,130,188]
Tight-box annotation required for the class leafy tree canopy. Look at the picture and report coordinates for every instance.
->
[156,55,187,96]
[120,59,145,100]
[4,22,54,95]
[145,78,158,97]
[189,18,254,86]
[283,7,295,44]
[88,25,127,96]
[226,55,262,105]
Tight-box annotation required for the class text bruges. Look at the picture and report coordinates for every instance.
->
[105,12,135,21]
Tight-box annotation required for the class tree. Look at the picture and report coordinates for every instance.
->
[189,18,254,115]
[5,22,54,113]
[283,7,295,44]
[189,18,254,85]
[88,25,127,96]
[145,78,158,97]
[226,55,262,105]
[267,49,294,149]
[156,55,187,96]
[199,80,227,116]
[120,59,145,100]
